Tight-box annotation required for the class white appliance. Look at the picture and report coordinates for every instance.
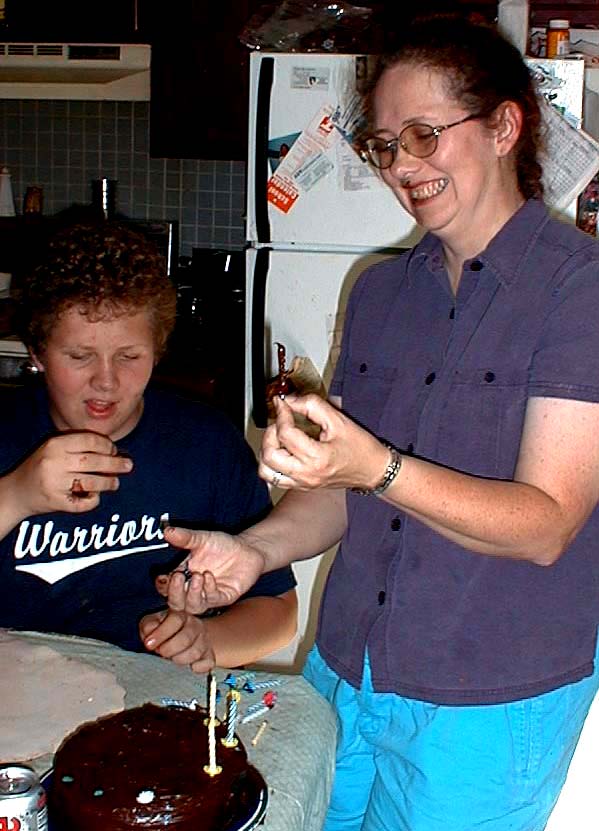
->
[244,52,422,669]
[0,42,150,100]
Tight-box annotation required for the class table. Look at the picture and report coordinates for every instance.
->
[11,631,337,831]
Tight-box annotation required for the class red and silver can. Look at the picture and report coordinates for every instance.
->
[0,764,48,831]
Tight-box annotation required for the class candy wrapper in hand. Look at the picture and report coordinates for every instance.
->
[266,354,327,438]
[239,0,373,53]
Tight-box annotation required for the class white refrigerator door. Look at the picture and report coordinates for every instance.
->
[247,52,422,250]
[244,245,398,443]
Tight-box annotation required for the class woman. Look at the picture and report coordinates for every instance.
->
[163,16,599,830]
[0,221,297,671]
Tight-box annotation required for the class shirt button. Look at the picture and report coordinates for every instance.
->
[391,516,402,531]
[406,443,414,453]
[449,307,455,320]
[484,371,495,383]
[470,260,483,271]
[425,372,436,385]
[378,590,386,606]
[359,363,368,373]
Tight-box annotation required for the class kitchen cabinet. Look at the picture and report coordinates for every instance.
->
[2,0,149,42]
[149,0,263,161]
[530,3,599,28]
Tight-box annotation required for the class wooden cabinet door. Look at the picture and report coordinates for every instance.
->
[149,0,261,160]
[3,0,145,41]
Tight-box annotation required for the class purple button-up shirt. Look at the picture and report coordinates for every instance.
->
[321,199,599,704]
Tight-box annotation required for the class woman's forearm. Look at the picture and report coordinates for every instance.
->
[384,455,568,563]
[239,488,347,573]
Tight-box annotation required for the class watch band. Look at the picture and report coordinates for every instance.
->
[352,441,403,496]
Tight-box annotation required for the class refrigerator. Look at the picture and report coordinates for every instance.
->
[244,52,422,669]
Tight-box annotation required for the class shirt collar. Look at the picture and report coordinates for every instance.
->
[406,199,550,289]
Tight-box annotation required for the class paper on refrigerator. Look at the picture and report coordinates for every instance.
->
[266,62,372,213]
[539,97,599,211]
[267,104,341,213]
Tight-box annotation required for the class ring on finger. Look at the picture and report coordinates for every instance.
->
[175,558,192,582]
[271,470,284,488]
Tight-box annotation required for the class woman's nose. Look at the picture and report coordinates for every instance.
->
[387,143,420,182]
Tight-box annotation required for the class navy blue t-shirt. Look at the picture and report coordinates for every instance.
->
[0,383,295,651]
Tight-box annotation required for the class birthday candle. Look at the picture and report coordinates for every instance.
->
[203,673,222,776]
[221,689,241,747]
[247,679,284,691]
[204,672,220,726]
[223,672,237,688]
[235,671,256,686]
[251,720,269,747]
[160,697,198,710]
[241,703,271,724]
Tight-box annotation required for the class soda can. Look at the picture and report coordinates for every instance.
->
[0,764,48,831]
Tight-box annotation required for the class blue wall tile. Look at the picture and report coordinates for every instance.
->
[0,99,247,255]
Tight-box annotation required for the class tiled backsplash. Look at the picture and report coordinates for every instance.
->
[0,99,247,255]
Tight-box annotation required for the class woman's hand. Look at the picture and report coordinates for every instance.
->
[259,394,389,492]
[5,431,133,519]
[159,526,267,615]
[139,609,216,673]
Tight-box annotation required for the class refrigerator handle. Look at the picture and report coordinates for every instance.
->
[254,56,274,244]
[251,247,270,429]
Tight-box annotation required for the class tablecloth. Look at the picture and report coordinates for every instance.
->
[8,630,337,831]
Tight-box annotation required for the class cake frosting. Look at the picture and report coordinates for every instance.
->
[50,702,266,831]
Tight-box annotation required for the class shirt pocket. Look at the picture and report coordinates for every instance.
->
[435,365,529,477]
[342,358,397,434]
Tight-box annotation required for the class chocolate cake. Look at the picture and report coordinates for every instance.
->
[50,703,267,831]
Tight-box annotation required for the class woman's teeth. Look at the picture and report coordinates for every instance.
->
[408,178,449,200]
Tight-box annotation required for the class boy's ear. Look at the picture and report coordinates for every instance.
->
[29,349,45,373]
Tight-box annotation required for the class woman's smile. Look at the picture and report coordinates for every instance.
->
[404,177,449,202]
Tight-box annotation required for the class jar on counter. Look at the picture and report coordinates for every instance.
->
[23,185,43,215]
[546,19,570,58]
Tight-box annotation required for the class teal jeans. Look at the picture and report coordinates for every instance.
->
[303,643,599,831]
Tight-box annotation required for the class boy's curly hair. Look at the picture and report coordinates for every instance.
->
[19,221,177,358]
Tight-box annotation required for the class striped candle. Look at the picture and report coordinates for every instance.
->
[221,689,241,747]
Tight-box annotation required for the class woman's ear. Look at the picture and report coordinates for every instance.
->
[28,349,45,373]
[494,100,523,157]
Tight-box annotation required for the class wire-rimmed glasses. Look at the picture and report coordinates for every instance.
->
[359,114,480,169]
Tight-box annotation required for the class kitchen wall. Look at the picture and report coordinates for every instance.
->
[0,98,246,255]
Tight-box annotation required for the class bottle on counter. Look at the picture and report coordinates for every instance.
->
[546,19,570,58]
[0,166,16,217]
[23,185,43,216]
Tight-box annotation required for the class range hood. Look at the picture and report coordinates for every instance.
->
[0,43,150,100]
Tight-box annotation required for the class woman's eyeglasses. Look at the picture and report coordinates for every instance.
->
[359,114,480,169]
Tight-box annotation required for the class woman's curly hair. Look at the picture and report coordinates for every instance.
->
[19,221,177,358]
